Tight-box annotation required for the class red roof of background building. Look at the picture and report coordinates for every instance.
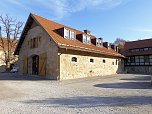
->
[0,38,18,50]
[120,38,152,56]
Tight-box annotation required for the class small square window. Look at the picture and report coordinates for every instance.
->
[71,57,77,62]
[103,59,106,63]
[144,48,149,51]
[112,62,114,65]
[90,59,94,63]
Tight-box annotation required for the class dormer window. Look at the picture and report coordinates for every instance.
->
[64,28,70,39]
[96,38,103,47]
[83,34,91,44]
[64,28,76,40]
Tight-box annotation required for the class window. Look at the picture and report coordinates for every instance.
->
[96,39,102,47]
[32,37,38,48]
[144,48,149,51]
[87,36,91,44]
[83,34,91,44]
[144,56,149,63]
[90,59,94,63]
[149,48,152,50]
[39,36,41,42]
[64,28,76,40]
[112,62,114,65]
[71,31,75,40]
[83,35,87,43]
[103,59,106,63]
[96,39,99,45]
[125,55,152,66]
[130,56,135,63]
[30,37,39,49]
[71,57,77,62]
[64,28,70,39]
[130,47,152,52]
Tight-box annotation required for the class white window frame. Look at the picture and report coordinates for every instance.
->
[70,31,76,40]
[64,28,70,39]
[83,34,91,44]
[64,28,76,40]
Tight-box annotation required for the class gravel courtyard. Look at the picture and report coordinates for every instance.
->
[0,73,151,114]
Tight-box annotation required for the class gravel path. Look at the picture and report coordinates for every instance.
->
[0,73,151,114]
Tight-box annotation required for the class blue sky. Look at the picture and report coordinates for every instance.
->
[0,0,152,43]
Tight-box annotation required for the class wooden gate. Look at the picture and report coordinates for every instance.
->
[23,57,28,74]
[39,53,47,77]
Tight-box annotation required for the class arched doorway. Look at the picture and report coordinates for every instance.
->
[32,55,39,75]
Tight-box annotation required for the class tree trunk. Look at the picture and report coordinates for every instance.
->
[5,61,10,72]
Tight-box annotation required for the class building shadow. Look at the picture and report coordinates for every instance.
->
[120,76,151,81]
[0,65,6,72]
[21,96,152,108]
[0,73,49,81]
[94,82,152,89]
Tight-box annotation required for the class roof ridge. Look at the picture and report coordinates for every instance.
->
[126,38,152,43]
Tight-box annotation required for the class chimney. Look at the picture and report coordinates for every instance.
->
[103,42,111,49]
[84,30,91,35]
[98,38,103,41]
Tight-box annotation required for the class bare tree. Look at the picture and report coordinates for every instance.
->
[0,14,23,71]
[113,38,126,49]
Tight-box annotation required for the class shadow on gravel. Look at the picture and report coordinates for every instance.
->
[94,82,152,89]
[0,73,48,81]
[21,96,152,108]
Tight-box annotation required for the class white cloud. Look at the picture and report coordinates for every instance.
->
[7,0,126,20]
[47,0,126,19]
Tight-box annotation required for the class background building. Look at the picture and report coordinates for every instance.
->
[0,38,18,72]
[121,39,152,74]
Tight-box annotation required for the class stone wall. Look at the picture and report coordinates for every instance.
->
[59,49,124,80]
[125,66,152,75]
[18,25,59,79]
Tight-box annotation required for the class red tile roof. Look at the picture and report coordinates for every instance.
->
[0,38,17,50]
[120,38,152,56]
[15,13,124,58]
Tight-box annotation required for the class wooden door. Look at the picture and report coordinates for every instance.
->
[32,55,39,75]
[39,53,47,77]
[23,57,28,74]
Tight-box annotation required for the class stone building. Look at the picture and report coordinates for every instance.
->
[122,39,152,74]
[14,13,124,80]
